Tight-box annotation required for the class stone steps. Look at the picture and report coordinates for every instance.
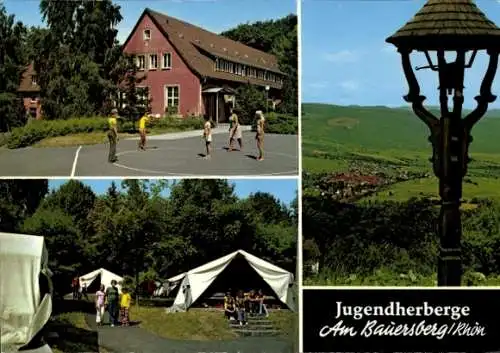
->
[229,323,274,330]
[229,314,280,337]
[232,329,281,337]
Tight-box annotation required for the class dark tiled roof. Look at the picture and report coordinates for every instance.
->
[145,8,283,89]
[386,0,500,50]
[18,64,40,93]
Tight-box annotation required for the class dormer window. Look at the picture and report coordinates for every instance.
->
[143,29,151,40]
[31,75,37,86]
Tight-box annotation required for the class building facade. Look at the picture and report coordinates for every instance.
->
[122,8,285,123]
[18,64,42,120]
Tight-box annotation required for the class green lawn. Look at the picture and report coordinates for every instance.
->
[133,307,238,341]
[34,126,200,148]
[133,306,297,342]
[304,270,500,287]
[303,103,500,199]
[361,176,500,202]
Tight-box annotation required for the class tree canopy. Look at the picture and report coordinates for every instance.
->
[0,179,297,295]
[222,15,298,116]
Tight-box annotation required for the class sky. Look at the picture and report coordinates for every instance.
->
[302,0,500,109]
[4,0,295,44]
[47,179,298,205]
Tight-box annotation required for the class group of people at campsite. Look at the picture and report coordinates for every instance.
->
[106,108,266,163]
[224,289,268,326]
[72,277,132,327]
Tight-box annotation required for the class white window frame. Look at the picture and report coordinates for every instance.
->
[162,52,172,69]
[137,55,146,71]
[143,29,151,40]
[31,75,37,86]
[120,92,127,108]
[149,54,158,70]
[164,85,180,113]
[136,86,149,107]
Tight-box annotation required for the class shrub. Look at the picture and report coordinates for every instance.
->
[149,115,204,131]
[7,115,205,148]
[251,112,297,135]
[7,117,108,148]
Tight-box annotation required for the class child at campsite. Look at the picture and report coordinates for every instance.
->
[256,289,269,317]
[106,280,120,327]
[224,291,236,320]
[120,287,132,326]
[95,284,106,326]
[235,290,247,326]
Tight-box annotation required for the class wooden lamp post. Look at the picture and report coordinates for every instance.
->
[386,0,500,286]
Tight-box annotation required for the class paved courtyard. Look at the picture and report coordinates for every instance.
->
[0,131,298,177]
[85,313,294,353]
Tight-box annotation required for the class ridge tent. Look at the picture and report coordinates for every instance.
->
[166,250,297,312]
[79,268,123,293]
[0,232,53,353]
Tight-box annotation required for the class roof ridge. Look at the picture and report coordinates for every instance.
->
[145,8,277,60]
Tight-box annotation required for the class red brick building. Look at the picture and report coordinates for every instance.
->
[122,8,285,123]
[18,64,42,120]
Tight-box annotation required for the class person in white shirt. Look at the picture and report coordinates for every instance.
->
[203,117,213,159]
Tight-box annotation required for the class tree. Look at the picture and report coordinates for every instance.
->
[222,15,298,116]
[246,192,289,224]
[0,180,48,232]
[39,180,96,235]
[234,83,267,124]
[22,208,81,295]
[35,0,124,118]
[0,4,28,131]
[119,55,151,122]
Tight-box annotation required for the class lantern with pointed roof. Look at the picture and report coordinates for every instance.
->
[386,0,500,287]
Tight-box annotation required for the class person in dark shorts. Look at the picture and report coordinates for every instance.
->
[72,276,79,300]
[107,109,119,163]
[224,291,236,320]
[105,280,120,326]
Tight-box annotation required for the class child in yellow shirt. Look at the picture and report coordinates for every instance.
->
[119,288,132,326]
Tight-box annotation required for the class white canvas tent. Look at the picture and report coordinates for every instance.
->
[0,232,53,353]
[79,268,124,293]
[166,250,297,312]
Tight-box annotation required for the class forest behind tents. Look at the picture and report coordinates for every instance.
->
[0,179,297,295]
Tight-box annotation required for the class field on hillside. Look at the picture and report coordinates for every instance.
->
[302,103,500,286]
[302,103,500,193]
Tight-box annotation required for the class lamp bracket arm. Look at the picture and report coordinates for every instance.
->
[412,102,439,132]
[400,49,439,130]
[464,51,499,130]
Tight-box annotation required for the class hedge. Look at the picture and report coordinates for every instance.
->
[251,113,297,135]
[7,115,205,149]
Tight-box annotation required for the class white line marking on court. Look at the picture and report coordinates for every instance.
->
[71,146,82,177]
[111,146,297,176]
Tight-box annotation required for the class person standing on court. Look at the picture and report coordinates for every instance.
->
[255,110,265,161]
[203,116,213,159]
[228,108,243,152]
[138,111,150,151]
[105,280,120,327]
[107,108,119,163]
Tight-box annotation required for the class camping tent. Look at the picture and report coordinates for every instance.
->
[166,250,297,312]
[0,232,53,353]
[79,268,123,293]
